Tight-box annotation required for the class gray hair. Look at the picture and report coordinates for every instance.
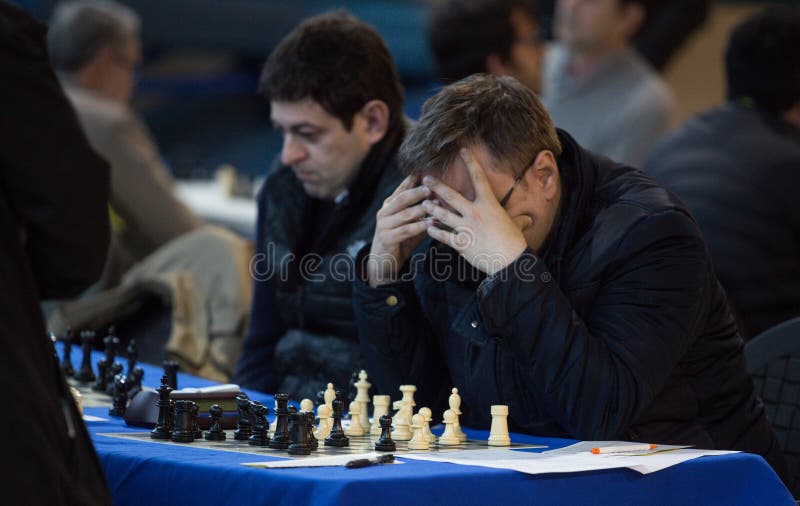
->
[47,0,140,72]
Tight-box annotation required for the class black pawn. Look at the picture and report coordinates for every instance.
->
[91,359,108,392]
[163,360,179,390]
[74,331,96,383]
[151,375,173,439]
[192,403,202,439]
[374,413,396,452]
[108,375,127,417]
[287,405,299,437]
[233,395,252,441]
[307,411,318,450]
[105,363,123,396]
[171,400,195,443]
[125,339,138,383]
[288,412,311,455]
[102,330,119,373]
[60,329,75,377]
[204,404,226,441]
[324,390,349,448]
[248,401,270,446]
[127,368,144,398]
[269,394,291,450]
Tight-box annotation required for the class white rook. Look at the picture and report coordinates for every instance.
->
[488,405,511,446]
[370,395,390,436]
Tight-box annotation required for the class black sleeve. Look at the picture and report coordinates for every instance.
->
[352,246,450,410]
[233,183,287,393]
[476,210,710,440]
[0,7,110,299]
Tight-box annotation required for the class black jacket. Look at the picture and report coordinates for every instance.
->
[234,123,405,397]
[646,102,800,339]
[0,2,111,504]
[353,130,788,485]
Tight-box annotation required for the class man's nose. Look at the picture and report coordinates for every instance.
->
[280,135,308,166]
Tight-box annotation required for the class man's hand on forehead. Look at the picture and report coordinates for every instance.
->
[420,148,528,276]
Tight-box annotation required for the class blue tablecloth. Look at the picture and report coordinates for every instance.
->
[66,345,793,505]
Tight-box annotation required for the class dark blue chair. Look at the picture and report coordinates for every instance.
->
[745,317,800,498]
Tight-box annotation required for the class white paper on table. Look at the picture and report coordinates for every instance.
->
[172,384,241,394]
[242,452,403,469]
[83,415,108,422]
[543,440,691,456]
[400,446,739,476]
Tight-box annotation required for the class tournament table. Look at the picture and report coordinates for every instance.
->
[70,346,793,505]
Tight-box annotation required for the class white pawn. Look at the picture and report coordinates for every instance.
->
[371,395,390,436]
[438,409,461,446]
[407,413,430,450]
[324,383,336,411]
[355,370,371,430]
[314,404,333,440]
[391,400,413,441]
[418,407,437,443]
[488,405,511,446]
[345,401,366,436]
[449,388,467,442]
[299,398,314,413]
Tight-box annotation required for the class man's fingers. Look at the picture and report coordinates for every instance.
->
[511,215,533,231]
[389,174,419,198]
[380,185,430,217]
[426,224,462,251]
[459,148,492,201]
[382,204,427,230]
[422,176,471,215]
[383,220,428,244]
[421,200,461,229]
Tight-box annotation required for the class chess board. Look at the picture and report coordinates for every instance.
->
[98,431,539,459]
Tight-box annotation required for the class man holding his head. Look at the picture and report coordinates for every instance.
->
[234,13,406,399]
[353,74,789,486]
[428,0,544,92]
[542,0,674,167]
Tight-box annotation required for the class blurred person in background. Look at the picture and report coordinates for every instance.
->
[1,1,111,503]
[646,7,800,340]
[428,0,544,93]
[541,0,674,167]
[233,13,406,399]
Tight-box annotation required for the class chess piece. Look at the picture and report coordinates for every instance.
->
[288,412,311,455]
[307,411,319,450]
[171,400,196,443]
[105,363,123,396]
[91,358,108,392]
[108,375,128,417]
[151,375,173,439]
[418,407,437,443]
[323,383,336,411]
[370,395,390,436]
[449,387,467,442]
[60,329,75,377]
[287,405,299,435]
[408,414,430,450]
[314,404,332,440]
[354,370,371,430]
[204,404,227,441]
[488,405,511,446]
[234,394,253,441]
[269,393,291,449]
[163,360,179,389]
[74,330,96,383]
[191,403,202,439]
[374,413,396,452]
[391,400,412,441]
[102,328,120,382]
[125,339,138,383]
[324,390,349,447]
[299,398,314,413]
[438,409,461,445]
[248,401,271,446]
[127,368,144,398]
[345,401,365,436]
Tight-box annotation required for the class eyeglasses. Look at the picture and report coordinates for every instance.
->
[498,155,537,208]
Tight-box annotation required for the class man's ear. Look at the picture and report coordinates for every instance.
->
[358,99,390,145]
[486,53,512,77]
[527,150,560,201]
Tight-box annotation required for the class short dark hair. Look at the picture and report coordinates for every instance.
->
[725,7,800,114]
[428,0,537,84]
[259,12,404,131]
[399,74,561,178]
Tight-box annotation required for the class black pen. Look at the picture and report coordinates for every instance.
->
[345,454,395,468]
